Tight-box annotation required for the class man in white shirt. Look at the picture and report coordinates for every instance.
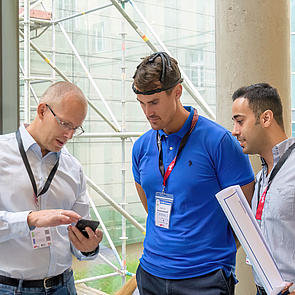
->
[0,81,103,295]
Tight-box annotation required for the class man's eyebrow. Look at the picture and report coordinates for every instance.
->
[137,98,159,104]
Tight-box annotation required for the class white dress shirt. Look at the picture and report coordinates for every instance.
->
[0,124,96,279]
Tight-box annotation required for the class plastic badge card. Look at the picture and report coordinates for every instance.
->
[215,185,285,295]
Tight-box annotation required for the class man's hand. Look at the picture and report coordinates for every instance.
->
[68,225,103,253]
[279,282,295,295]
[27,210,81,228]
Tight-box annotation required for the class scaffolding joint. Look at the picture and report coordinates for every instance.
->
[119,202,128,206]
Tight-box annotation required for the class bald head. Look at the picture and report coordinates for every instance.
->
[27,81,88,156]
[40,81,88,111]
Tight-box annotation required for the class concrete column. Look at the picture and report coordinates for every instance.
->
[216,0,291,135]
[0,0,19,134]
[215,1,290,294]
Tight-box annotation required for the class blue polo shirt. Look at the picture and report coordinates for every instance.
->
[132,106,254,279]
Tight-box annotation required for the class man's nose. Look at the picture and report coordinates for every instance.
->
[64,128,75,140]
[232,123,240,137]
[145,105,154,117]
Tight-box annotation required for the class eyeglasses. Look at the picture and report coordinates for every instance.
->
[46,104,84,136]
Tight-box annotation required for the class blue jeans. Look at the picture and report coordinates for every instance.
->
[0,269,76,295]
[256,285,268,295]
[136,264,235,295]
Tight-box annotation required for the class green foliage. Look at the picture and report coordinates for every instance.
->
[74,258,139,295]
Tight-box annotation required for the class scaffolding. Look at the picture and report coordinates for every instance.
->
[18,0,215,292]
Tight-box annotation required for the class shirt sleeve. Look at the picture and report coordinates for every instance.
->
[70,243,99,261]
[214,131,254,189]
[132,139,141,185]
[71,164,91,220]
[0,211,32,242]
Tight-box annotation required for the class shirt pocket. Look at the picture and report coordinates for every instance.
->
[266,186,295,220]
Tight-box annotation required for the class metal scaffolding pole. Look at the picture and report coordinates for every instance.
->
[75,272,120,285]
[87,191,123,268]
[78,132,142,138]
[58,23,122,132]
[53,3,113,24]
[23,0,30,123]
[19,0,44,18]
[18,29,120,132]
[86,176,146,234]
[19,63,39,105]
[110,0,216,120]
[128,0,216,120]
[120,2,127,285]
[51,0,56,83]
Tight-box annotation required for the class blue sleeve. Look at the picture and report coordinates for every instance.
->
[214,131,254,188]
[132,139,141,185]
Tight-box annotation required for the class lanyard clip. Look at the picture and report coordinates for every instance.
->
[162,185,165,194]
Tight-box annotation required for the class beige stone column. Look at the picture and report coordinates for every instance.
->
[215,1,290,294]
[216,0,291,135]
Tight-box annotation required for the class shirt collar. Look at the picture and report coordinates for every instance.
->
[158,106,194,139]
[272,137,295,167]
[19,124,38,153]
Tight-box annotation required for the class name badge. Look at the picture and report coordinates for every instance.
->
[30,227,53,249]
[155,192,174,229]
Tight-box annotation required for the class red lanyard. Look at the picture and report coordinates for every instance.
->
[157,109,199,188]
[255,141,295,220]
[255,186,267,220]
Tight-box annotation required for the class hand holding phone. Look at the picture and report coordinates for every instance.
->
[75,219,100,238]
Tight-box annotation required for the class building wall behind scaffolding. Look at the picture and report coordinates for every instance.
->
[19,0,215,246]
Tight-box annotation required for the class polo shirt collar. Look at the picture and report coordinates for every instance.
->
[158,106,194,139]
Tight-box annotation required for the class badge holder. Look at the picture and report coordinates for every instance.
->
[155,191,174,229]
[30,227,53,249]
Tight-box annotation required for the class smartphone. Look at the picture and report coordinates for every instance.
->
[75,219,100,238]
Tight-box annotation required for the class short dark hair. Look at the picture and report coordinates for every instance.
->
[232,82,284,131]
[133,52,182,95]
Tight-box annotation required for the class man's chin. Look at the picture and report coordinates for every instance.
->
[51,145,64,153]
[149,123,162,130]
[242,147,256,155]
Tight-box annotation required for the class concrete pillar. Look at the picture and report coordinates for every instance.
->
[0,0,19,134]
[215,1,290,294]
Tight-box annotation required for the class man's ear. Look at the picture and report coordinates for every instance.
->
[174,83,182,99]
[260,110,273,127]
[37,103,47,120]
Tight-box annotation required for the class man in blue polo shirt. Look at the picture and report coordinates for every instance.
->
[131,52,255,295]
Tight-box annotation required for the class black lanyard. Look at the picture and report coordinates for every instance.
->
[16,129,60,201]
[157,108,199,179]
[257,141,295,207]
